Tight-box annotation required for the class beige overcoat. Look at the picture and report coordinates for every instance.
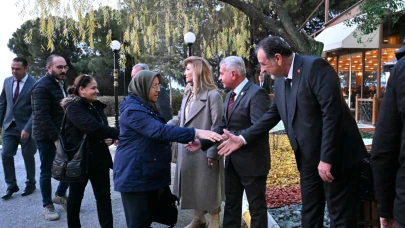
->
[168,88,225,211]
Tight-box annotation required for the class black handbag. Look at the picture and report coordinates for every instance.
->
[153,186,179,227]
[51,112,88,183]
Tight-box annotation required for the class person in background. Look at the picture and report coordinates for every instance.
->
[0,57,37,199]
[131,63,172,122]
[371,55,405,228]
[31,54,70,221]
[61,74,119,228]
[258,73,271,94]
[167,56,224,228]
[113,70,221,228]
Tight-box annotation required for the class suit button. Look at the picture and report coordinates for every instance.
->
[154,158,156,161]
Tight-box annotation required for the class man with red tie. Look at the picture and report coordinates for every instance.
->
[0,57,37,200]
[186,56,271,227]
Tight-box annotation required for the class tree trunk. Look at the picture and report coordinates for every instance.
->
[219,0,323,56]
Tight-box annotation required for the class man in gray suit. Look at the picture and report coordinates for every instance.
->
[0,57,37,199]
[186,56,271,227]
[131,63,173,122]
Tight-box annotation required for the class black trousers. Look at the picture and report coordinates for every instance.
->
[299,158,361,228]
[223,159,268,228]
[67,168,113,228]
[121,190,159,228]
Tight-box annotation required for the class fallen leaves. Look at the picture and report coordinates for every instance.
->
[266,186,302,208]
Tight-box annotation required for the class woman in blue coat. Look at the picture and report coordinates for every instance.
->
[113,70,221,228]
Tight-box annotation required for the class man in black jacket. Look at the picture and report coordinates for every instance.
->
[31,54,70,221]
[371,55,405,228]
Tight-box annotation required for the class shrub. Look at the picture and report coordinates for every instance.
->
[98,96,125,117]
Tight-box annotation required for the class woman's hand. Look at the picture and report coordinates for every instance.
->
[196,129,222,142]
[184,140,202,152]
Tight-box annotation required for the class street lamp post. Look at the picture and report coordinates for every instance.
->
[110,40,121,129]
[184,32,196,57]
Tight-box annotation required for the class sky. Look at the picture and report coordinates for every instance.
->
[0,1,24,90]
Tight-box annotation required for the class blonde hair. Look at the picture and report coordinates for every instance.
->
[183,56,216,97]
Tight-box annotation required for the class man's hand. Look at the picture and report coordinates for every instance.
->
[184,140,202,152]
[21,130,30,140]
[54,140,59,149]
[113,139,119,146]
[208,158,216,168]
[380,217,396,228]
[217,129,243,157]
[318,161,334,182]
[196,129,222,142]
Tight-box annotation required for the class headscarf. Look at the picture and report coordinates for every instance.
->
[128,70,161,113]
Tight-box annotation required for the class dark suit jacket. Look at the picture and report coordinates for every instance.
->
[202,81,271,176]
[371,56,405,225]
[240,55,367,169]
[259,81,271,94]
[0,75,36,133]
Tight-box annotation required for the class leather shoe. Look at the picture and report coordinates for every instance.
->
[2,186,19,200]
[21,185,36,196]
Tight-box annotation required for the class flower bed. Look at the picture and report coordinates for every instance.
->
[266,133,301,208]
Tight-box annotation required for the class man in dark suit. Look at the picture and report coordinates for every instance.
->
[186,56,271,227]
[371,54,405,228]
[218,36,367,228]
[258,73,271,94]
[131,63,173,122]
[0,57,37,199]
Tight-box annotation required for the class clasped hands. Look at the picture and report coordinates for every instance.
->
[186,129,244,157]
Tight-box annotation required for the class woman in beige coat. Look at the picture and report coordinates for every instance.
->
[168,56,224,228]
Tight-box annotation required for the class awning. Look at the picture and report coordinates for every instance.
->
[315,21,380,52]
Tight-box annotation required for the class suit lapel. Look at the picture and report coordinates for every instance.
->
[180,93,189,125]
[184,89,208,126]
[228,81,251,121]
[291,55,303,119]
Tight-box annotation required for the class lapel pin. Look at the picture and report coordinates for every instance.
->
[297,69,301,73]
[241,92,244,96]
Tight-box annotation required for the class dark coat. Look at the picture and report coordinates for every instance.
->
[371,56,405,225]
[157,85,173,122]
[113,94,195,193]
[61,96,119,170]
[31,73,66,141]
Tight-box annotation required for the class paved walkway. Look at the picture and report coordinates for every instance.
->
[0,148,214,228]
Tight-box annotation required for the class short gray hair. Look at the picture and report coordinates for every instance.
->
[220,56,246,77]
[132,63,149,70]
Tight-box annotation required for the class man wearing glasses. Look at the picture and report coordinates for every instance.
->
[31,54,70,221]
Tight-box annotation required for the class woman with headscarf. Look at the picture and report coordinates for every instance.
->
[60,74,119,228]
[113,70,221,228]
[168,56,224,228]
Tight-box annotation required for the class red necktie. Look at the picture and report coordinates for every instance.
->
[227,92,236,118]
[13,80,21,103]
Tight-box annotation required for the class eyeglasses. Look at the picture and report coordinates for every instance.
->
[54,65,69,70]
[151,84,161,90]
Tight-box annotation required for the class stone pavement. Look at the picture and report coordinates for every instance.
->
[0,147,224,228]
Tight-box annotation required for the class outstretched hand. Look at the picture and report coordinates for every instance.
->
[184,140,202,152]
[196,129,222,142]
[217,129,244,157]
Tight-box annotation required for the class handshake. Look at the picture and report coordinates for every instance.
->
[189,129,244,157]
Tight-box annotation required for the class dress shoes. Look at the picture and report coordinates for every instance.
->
[21,185,36,196]
[2,186,19,200]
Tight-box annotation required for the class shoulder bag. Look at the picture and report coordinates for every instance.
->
[51,111,88,183]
